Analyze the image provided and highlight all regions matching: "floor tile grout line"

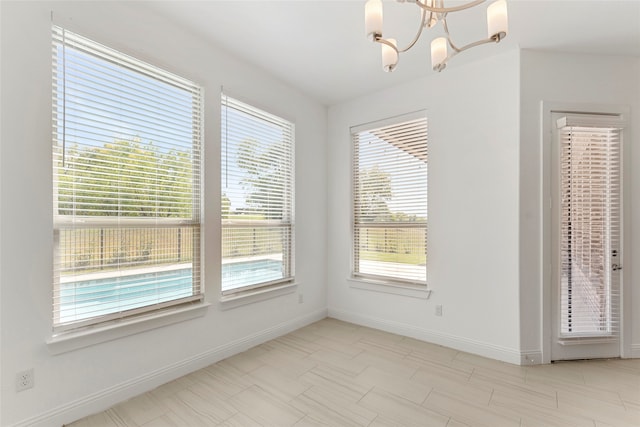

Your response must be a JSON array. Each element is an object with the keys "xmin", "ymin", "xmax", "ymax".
[
  {"xmin": 68, "ymin": 319, "xmax": 640, "ymax": 427},
  {"xmin": 488, "ymin": 388, "xmax": 495, "ymax": 407},
  {"xmin": 421, "ymin": 387, "xmax": 434, "ymax": 405}
]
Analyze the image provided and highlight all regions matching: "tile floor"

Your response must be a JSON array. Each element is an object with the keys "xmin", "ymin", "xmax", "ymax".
[{"xmin": 68, "ymin": 318, "xmax": 640, "ymax": 427}]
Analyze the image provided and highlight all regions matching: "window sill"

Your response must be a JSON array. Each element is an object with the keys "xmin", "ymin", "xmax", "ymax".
[
  {"xmin": 558, "ymin": 336, "xmax": 618, "ymax": 346},
  {"xmin": 219, "ymin": 282, "xmax": 298, "ymax": 310},
  {"xmin": 348, "ymin": 277, "xmax": 431, "ymax": 299},
  {"xmin": 47, "ymin": 302, "xmax": 211, "ymax": 355}
]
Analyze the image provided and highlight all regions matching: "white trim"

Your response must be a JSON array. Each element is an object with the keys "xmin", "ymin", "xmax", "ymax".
[
  {"xmin": 557, "ymin": 337, "xmax": 619, "ymax": 346},
  {"xmin": 15, "ymin": 309, "xmax": 327, "ymax": 427},
  {"xmin": 328, "ymin": 308, "xmax": 524, "ymax": 365},
  {"xmin": 347, "ymin": 277, "xmax": 431, "ymax": 299},
  {"xmin": 631, "ymin": 344, "xmax": 640, "ymax": 359},
  {"xmin": 519, "ymin": 351, "xmax": 543, "ymax": 366},
  {"xmin": 350, "ymin": 109, "xmax": 427, "ymax": 134},
  {"xmin": 47, "ymin": 302, "xmax": 211, "ymax": 355},
  {"xmin": 219, "ymin": 282, "xmax": 298, "ymax": 310}
]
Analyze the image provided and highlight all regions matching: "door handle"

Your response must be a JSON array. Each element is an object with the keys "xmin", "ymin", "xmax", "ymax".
[{"xmin": 612, "ymin": 264, "xmax": 623, "ymax": 271}]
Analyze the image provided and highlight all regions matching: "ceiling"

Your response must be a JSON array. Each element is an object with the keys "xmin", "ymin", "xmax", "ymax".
[{"xmin": 146, "ymin": 0, "xmax": 640, "ymax": 106}]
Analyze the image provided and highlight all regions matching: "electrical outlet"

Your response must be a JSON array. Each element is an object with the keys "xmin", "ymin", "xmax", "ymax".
[
  {"xmin": 16, "ymin": 369, "xmax": 34, "ymax": 392},
  {"xmin": 298, "ymin": 294, "xmax": 304, "ymax": 304},
  {"xmin": 435, "ymin": 305, "xmax": 443, "ymax": 316}
]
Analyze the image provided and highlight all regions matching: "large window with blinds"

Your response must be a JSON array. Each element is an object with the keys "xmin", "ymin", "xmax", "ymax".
[
  {"xmin": 221, "ymin": 95, "xmax": 295, "ymax": 295},
  {"xmin": 352, "ymin": 113, "xmax": 427, "ymax": 285},
  {"xmin": 556, "ymin": 113, "xmax": 623, "ymax": 338},
  {"xmin": 52, "ymin": 27, "xmax": 203, "ymax": 332}
]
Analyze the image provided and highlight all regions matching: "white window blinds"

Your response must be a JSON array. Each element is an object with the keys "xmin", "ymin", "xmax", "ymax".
[
  {"xmin": 221, "ymin": 94, "xmax": 295, "ymax": 294},
  {"xmin": 52, "ymin": 26, "xmax": 203, "ymax": 332},
  {"xmin": 557, "ymin": 114, "xmax": 622, "ymax": 338},
  {"xmin": 352, "ymin": 113, "xmax": 427, "ymax": 284}
]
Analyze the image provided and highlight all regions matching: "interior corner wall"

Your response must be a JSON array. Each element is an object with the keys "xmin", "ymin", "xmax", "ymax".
[
  {"xmin": 518, "ymin": 50, "xmax": 640, "ymax": 361},
  {"xmin": 0, "ymin": 2, "xmax": 327, "ymax": 426},
  {"xmin": 327, "ymin": 49, "xmax": 522, "ymax": 364}
]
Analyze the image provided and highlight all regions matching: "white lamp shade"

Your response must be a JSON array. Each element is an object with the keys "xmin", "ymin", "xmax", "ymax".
[
  {"xmin": 381, "ymin": 39, "xmax": 398, "ymax": 72},
  {"xmin": 487, "ymin": 0, "xmax": 508, "ymax": 39},
  {"xmin": 365, "ymin": 0, "xmax": 383, "ymax": 40},
  {"xmin": 431, "ymin": 37, "xmax": 447, "ymax": 69}
]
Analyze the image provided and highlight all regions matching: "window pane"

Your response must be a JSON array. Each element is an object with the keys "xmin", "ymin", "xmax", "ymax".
[
  {"xmin": 55, "ymin": 226, "xmax": 198, "ymax": 324},
  {"xmin": 52, "ymin": 27, "xmax": 202, "ymax": 331},
  {"xmin": 355, "ymin": 226, "xmax": 426, "ymax": 282},
  {"xmin": 559, "ymin": 124, "xmax": 621, "ymax": 337},
  {"xmin": 221, "ymin": 95, "xmax": 294, "ymax": 294},
  {"xmin": 352, "ymin": 115, "xmax": 427, "ymax": 284}
]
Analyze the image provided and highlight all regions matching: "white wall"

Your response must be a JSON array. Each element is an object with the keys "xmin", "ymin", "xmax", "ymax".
[
  {"xmin": 0, "ymin": 2, "xmax": 327, "ymax": 426},
  {"xmin": 327, "ymin": 50, "xmax": 522, "ymax": 364},
  {"xmin": 518, "ymin": 50, "xmax": 640, "ymax": 361},
  {"xmin": 2, "ymin": 3, "xmax": 637, "ymax": 425}
]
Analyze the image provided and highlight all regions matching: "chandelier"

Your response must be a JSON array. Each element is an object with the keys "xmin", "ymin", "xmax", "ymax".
[{"xmin": 365, "ymin": 0, "xmax": 508, "ymax": 72}]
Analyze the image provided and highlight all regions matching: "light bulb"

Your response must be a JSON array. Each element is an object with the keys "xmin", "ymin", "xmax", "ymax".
[
  {"xmin": 381, "ymin": 39, "xmax": 398, "ymax": 72},
  {"xmin": 487, "ymin": 0, "xmax": 508, "ymax": 41},
  {"xmin": 365, "ymin": 0, "xmax": 383, "ymax": 41},
  {"xmin": 431, "ymin": 37, "xmax": 447, "ymax": 71}
]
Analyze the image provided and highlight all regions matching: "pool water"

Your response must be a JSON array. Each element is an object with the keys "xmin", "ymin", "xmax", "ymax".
[
  {"xmin": 222, "ymin": 259, "xmax": 283, "ymax": 291},
  {"xmin": 60, "ymin": 259, "xmax": 283, "ymax": 323}
]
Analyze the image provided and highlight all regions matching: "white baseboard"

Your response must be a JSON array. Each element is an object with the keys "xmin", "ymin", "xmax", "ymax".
[
  {"xmin": 519, "ymin": 350, "xmax": 544, "ymax": 365},
  {"xmin": 13, "ymin": 308, "xmax": 327, "ymax": 427},
  {"xmin": 631, "ymin": 344, "xmax": 640, "ymax": 359},
  {"xmin": 329, "ymin": 308, "xmax": 529, "ymax": 365}
]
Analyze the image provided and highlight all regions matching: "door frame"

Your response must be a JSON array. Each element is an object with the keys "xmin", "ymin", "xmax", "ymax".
[{"xmin": 541, "ymin": 101, "xmax": 632, "ymax": 364}]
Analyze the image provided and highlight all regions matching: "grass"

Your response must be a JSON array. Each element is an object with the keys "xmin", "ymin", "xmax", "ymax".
[{"xmin": 359, "ymin": 250, "xmax": 426, "ymax": 265}]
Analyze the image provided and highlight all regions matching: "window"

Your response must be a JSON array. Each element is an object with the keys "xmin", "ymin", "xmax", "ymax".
[
  {"xmin": 221, "ymin": 95, "xmax": 295, "ymax": 295},
  {"xmin": 352, "ymin": 113, "xmax": 427, "ymax": 285},
  {"xmin": 52, "ymin": 27, "xmax": 203, "ymax": 333}
]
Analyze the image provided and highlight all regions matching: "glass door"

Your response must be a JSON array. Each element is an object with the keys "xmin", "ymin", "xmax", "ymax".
[{"xmin": 551, "ymin": 112, "xmax": 623, "ymax": 361}]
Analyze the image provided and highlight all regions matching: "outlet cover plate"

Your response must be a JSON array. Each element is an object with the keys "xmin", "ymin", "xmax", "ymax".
[{"xmin": 16, "ymin": 369, "xmax": 34, "ymax": 392}]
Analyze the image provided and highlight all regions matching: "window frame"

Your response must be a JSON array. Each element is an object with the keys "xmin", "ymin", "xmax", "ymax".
[
  {"xmin": 51, "ymin": 26, "xmax": 204, "ymax": 334},
  {"xmin": 351, "ymin": 111, "xmax": 428, "ymax": 287},
  {"xmin": 555, "ymin": 112, "xmax": 625, "ymax": 340},
  {"xmin": 220, "ymin": 94, "xmax": 295, "ymax": 296}
]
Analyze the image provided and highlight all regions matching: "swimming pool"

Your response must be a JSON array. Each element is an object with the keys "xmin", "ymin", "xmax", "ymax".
[
  {"xmin": 221, "ymin": 259, "xmax": 283, "ymax": 291},
  {"xmin": 60, "ymin": 259, "xmax": 283, "ymax": 323}
]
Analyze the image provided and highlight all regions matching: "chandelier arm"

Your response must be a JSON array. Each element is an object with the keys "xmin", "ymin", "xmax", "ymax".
[
  {"xmin": 453, "ymin": 36, "xmax": 500, "ymax": 54},
  {"xmin": 415, "ymin": 0, "xmax": 486, "ymax": 14},
  {"xmin": 373, "ymin": 7, "xmax": 426, "ymax": 57},
  {"xmin": 365, "ymin": 0, "xmax": 507, "ymax": 72},
  {"xmin": 441, "ymin": 15, "xmax": 462, "ymax": 53},
  {"xmin": 441, "ymin": 12, "xmax": 504, "ymax": 53},
  {"xmin": 436, "ymin": 36, "xmax": 500, "ymax": 71},
  {"xmin": 397, "ymin": 8, "xmax": 428, "ymax": 53}
]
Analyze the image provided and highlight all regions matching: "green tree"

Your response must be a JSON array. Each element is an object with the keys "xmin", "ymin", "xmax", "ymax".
[
  {"xmin": 57, "ymin": 138, "xmax": 193, "ymax": 218},
  {"xmin": 357, "ymin": 165, "xmax": 392, "ymax": 222},
  {"xmin": 236, "ymin": 138, "xmax": 289, "ymax": 220}
]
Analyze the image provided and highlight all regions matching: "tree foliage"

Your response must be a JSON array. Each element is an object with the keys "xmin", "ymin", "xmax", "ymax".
[
  {"xmin": 57, "ymin": 138, "xmax": 193, "ymax": 218},
  {"xmin": 236, "ymin": 138, "xmax": 289, "ymax": 220},
  {"xmin": 357, "ymin": 165, "xmax": 393, "ymax": 222}
]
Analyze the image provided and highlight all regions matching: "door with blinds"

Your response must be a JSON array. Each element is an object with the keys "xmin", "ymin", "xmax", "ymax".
[{"xmin": 550, "ymin": 112, "xmax": 624, "ymax": 361}]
